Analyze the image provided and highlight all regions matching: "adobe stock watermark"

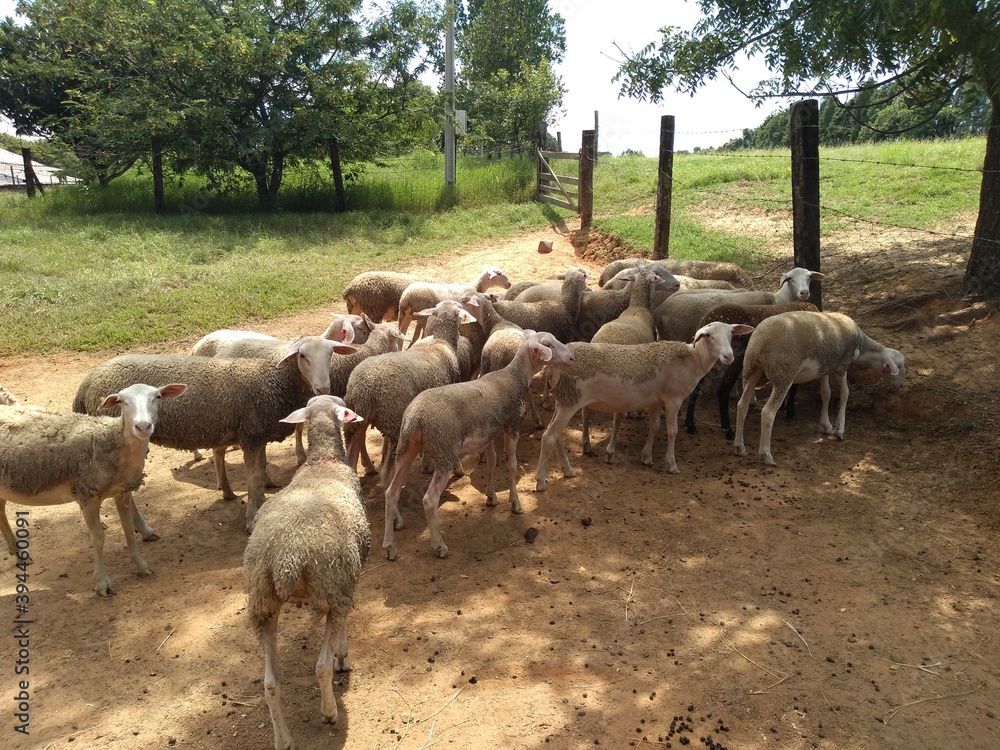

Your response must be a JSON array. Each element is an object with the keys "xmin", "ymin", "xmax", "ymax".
[{"xmin": 10, "ymin": 510, "xmax": 32, "ymax": 736}]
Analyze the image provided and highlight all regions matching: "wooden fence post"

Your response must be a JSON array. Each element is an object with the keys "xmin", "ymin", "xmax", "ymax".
[
  {"xmin": 21, "ymin": 148, "xmax": 43, "ymax": 198},
  {"xmin": 579, "ymin": 130, "xmax": 596, "ymax": 229},
  {"xmin": 152, "ymin": 136, "xmax": 165, "ymax": 214},
  {"xmin": 593, "ymin": 110, "xmax": 599, "ymax": 165},
  {"xmin": 328, "ymin": 138, "xmax": 347, "ymax": 212},
  {"xmin": 790, "ymin": 99, "xmax": 822, "ymax": 309},
  {"xmin": 653, "ymin": 115, "xmax": 675, "ymax": 260}
]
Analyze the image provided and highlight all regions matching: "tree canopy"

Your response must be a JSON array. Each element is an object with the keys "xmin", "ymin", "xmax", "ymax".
[{"xmin": 615, "ymin": 0, "xmax": 1000, "ymax": 297}]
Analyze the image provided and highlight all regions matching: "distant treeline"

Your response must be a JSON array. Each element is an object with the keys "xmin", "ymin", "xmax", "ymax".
[{"xmin": 721, "ymin": 82, "xmax": 992, "ymax": 150}]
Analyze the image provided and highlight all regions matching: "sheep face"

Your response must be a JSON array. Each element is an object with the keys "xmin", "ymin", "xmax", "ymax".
[
  {"xmin": 693, "ymin": 322, "xmax": 755, "ymax": 366},
  {"xmin": 277, "ymin": 337, "xmax": 357, "ymax": 396},
  {"xmin": 779, "ymin": 268, "xmax": 825, "ymax": 301},
  {"xmin": 98, "ymin": 382, "xmax": 187, "ymax": 440}
]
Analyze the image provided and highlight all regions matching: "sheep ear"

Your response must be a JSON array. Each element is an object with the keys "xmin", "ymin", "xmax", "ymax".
[
  {"xmin": 277, "ymin": 341, "xmax": 303, "ymax": 368},
  {"xmin": 692, "ymin": 330, "xmax": 710, "ymax": 344},
  {"xmin": 280, "ymin": 407, "xmax": 310, "ymax": 424},
  {"xmin": 732, "ymin": 324, "xmax": 754, "ymax": 336},
  {"xmin": 778, "ymin": 273, "xmax": 791, "ymax": 287},
  {"xmin": 810, "ymin": 272, "xmax": 826, "ymax": 280},
  {"xmin": 488, "ymin": 269, "xmax": 500, "ymax": 278},
  {"xmin": 337, "ymin": 324, "xmax": 356, "ymax": 344},
  {"xmin": 98, "ymin": 393, "xmax": 124, "ymax": 409},
  {"xmin": 332, "ymin": 343, "xmax": 357, "ymax": 355},
  {"xmin": 336, "ymin": 405, "xmax": 364, "ymax": 424},
  {"xmin": 487, "ymin": 292, "xmax": 500, "ymax": 302},
  {"xmin": 158, "ymin": 383, "xmax": 187, "ymax": 399},
  {"xmin": 413, "ymin": 308, "xmax": 434, "ymax": 319},
  {"xmin": 361, "ymin": 312, "xmax": 376, "ymax": 328},
  {"xmin": 882, "ymin": 362, "xmax": 898, "ymax": 375},
  {"xmin": 458, "ymin": 309, "xmax": 476, "ymax": 324},
  {"xmin": 531, "ymin": 344, "xmax": 553, "ymax": 362}
]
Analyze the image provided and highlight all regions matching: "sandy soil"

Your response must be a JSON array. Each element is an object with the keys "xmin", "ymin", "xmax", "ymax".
[{"xmin": 1, "ymin": 218, "xmax": 997, "ymax": 750}]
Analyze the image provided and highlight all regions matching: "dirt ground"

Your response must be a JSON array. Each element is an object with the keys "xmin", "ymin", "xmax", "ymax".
[{"xmin": 1, "ymin": 218, "xmax": 997, "ymax": 750}]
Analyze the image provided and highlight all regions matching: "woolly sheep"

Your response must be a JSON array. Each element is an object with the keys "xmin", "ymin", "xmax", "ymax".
[
  {"xmin": 734, "ymin": 311, "xmax": 905, "ymax": 465},
  {"xmin": 423, "ymin": 306, "xmax": 487, "ymax": 381},
  {"xmin": 492, "ymin": 268, "xmax": 589, "ymax": 343},
  {"xmin": 344, "ymin": 300, "xmax": 472, "ymax": 482},
  {"xmin": 654, "ymin": 266, "xmax": 824, "ymax": 343},
  {"xmin": 502, "ymin": 267, "xmax": 593, "ymax": 303},
  {"xmin": 191, "ymin": 329, "xmax": 277, "ymax": 357},
  {"xmin": 535, "ymin": 321, "xmax": 754, "ymax": 488},
  {"xmin": 383, "ymin": 331, "xmax": 574, "ymax": 560},
  {"xmin": 599, "ymin": 257, "xmax": 754, "ymax": 289},
  {"xmin": 685, "ymin": 301, "xmax": 819, "ymax": 439},
  {"xmin": 244, "ymin": 395, "xmax": 370, "ymax": 748},
  {"xmin": 341, "ymin": 270, "xmax": 422, "ymax": 322},
  {"xmin": 1, "ymin": 383, "xmax": 187, "ymax": 596},
  {"xmin": 397, "ymin": 266, "xmax": 512, "ymax": 342},
  {"xmin": 0, "ymin": 382, "xmax": 21, "ymax": 406},
  {"xmin": 73, "ymin": 339, "xmax": 356, "ymax": 532}
]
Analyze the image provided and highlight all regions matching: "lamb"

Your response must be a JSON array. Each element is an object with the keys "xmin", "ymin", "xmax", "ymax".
[
  {"xmin": 397, "ymin": 266, "xmax": 511, "ymax": 342},
  {"xmin": 733, "ymin": 311, "xmax": 905, "ymax": 465},
  {"xmin": 599, "ymin": 257, "xmax": 754, "ymax": 289},
  {"xmin": 1, "ymin": 383, "xmax": 187, "ymax": 595},
  {"xmin": 244, "ymin": 395, "xmax": 370, "ymax": 749},
  {"xmin": 654, "ymin": 266, "xmax": 824, "ymax": 343},
  {"xmin": 502, "ymin": 267, "xmax": 593, "ymax": 303},
  {"xmin": 344, "ymin": 300, "xmax": 472, "ymax": 483},
  {"xmin": 73, "ymin": 338, "xmax": 356, "ymax": 532},
  {"xmin": 191, "ymin": 314, "xmax": 371, "ymax": 358},
  {"xmin": 341, "ymin": 270, "xmax": 422, "ymax": 322},
  {"xmin": 383, "ymin": 331, "xmax": 574, "ymax": 560},
  {"xmin": 684, "ymin": 301, "xmax": 819, "ymax": 439},
  {"xmin": 534, "ymin": 321, "xmax": 754, "ymax": 489},
  {"xmin": 491, "ymin": 268, "xmax": 589, "ymax": 344}
]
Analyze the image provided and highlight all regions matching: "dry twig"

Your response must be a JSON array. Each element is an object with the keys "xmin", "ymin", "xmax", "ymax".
[
  {"xmin": 782, "ymin": 619, "xmax": 813, "ymax": 658},
  {"xmin": 884, "ymin": 681, "xmax": 985, "ymax": 722}
]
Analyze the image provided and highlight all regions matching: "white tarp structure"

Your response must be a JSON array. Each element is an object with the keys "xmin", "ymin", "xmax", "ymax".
[{"xmin": 0, "ymin": 146, "xmax": 81, "ymax": 187}]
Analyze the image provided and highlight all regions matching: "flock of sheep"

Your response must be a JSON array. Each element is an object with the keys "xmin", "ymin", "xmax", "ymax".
[{"xmin": 0, "ymin": 254, "xmax": 906, "ymax": 749}]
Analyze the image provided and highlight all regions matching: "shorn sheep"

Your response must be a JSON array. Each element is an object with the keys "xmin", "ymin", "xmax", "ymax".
[
  {"xmin": 1, "ymin": 383, "xmax": 187, "ymax": 595},
  {"xmin": 341, "ymin": 270, "xmax": 422, "ymax": 322},
  {"xmin": 535, "ymin": 321, "xmax": 754, "ymax": 489},
  {"xmin": 244, "ymin": 395, "xmax": 370, "ymax": 749},
  {"xmin": 734, "ymin": 311, "xmax": 906, "ymax": 465},
  {"xmin": 397, "ymin": 266, "xmax": 512, "ymax": 342},
  {"xmin": 383, "ymin": 331, "xmax": 574, "ymax": 560},
  {"xmin": 74, "ymin": 339, "xmax": 356, "ymax": 532},
  {"xmin": 599, "ymin": 257, "xmax": 754, "ymax": 289}
]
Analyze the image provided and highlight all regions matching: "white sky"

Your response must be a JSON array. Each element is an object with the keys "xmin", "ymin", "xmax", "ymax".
[{"xmin": 0, "ymin": 0, "xmax": 789, "ymax": 152}]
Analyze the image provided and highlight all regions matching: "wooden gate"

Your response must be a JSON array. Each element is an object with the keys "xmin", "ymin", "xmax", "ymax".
[{"xmin": 535, "ymin": 129, "xmax": 594, "ymax": 227}]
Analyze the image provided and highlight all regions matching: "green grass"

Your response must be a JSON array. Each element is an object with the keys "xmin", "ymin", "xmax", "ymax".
[{"xmin": 591, "ymin": 137, "xmax": 986, "ymax": 266}]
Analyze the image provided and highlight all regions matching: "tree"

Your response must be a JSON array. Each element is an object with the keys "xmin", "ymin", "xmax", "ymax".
[
  {"xmin": 615, "ymin": 1, "xmax": 1000, "ymax": 297},
  {"xmin": 456, "ymin": 0, "xmax": 566, "ymax": 153}
]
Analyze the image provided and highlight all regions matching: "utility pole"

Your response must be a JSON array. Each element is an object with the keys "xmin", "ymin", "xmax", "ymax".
[{"xmin": 444, "ymin": 0, "xmax": 456, "ymax": 187}]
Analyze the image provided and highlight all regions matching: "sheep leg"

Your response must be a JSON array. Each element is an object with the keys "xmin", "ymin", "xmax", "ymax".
[
  {"xmin": 605, "ymin": 412, "xmax": 624, "ymax": 464},
  {"xmin": 685, "ymin": 378, "xmax": 704, "ymax": 435},
  {"xmin": 716, "ymin": 370, "xmax": 741, "ymax": 440},
  {"xmin": 580, "ymin": 407, "xmax": 593, "ymax": 454},
  {"xmin": 525, "ymin": 385, "xmax": 543, "ymax": 428},
  {"xmin": 378, "ymin": 438, "xmax": 397, "ymax": 486},
  {"xmin": 243, "ymin": 444, "xmax": 268, "ymax": 534},
  {"xmin": 81, "ymin": 498, "xmax": 114, "ymax": 597},
  {"xmin": 832, "ymin": 372, "xmax": 849, "ymax": 439},
  {"xmin": 818, "ymin": 374, "xmax": 834, "ymax": 434},
  {"xmin": 734, "ymin": 367, "xmax": 765, "ymax": 457},
  {"xmin": 261, "ymin": 613, "xmax": 294, "ymax": 750},
  {"xmin": 0, "ymin": 500, "xmax": 18, "ymax": 556},
  {"xmin": 783, "ymin": 383, "xmax": 799, "ymax": 420},
  {"xmin": 504, "ymin": 431, "xmax": 523, "ymax": 514},
  {"xmin": 114, "ymin": 492, "xmax": 152, "ymax": 578},
  {"xmin": 421, "ymin": 470, "xmax": 452, "ymax": 558},
  {"xmin": 316, "ymin": 612, "xmax": 342, "ymax": 725},
  {"xmin": 128, "ymin": 496, "xmax": 159, "ymax": 541},
  {"xmin": 662, "ymin": 400, "xmax": 683, "ymax": 474},
  {"xmin": 383, "ymin": 435, "xmax": 420, "ymax": 561},
  {"xmin": 641, "ymin": 408, "xmax": 662, "ymax": 466},
  {"xmin": 535, "ymin": 405, "xmax": 576, "ymax": 491},
  {"xmin": 758, "ymin": 382, "xmax": 792, "ymax": 466},
  {"xmin": 213, "ymin": 446, "xmax": 238, "ymax": 500},
  {"xmin": 484, "ymin": 441, "xmax": 498, "ymax": 506}
]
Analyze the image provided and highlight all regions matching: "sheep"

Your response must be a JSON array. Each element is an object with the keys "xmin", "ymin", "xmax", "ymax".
[
  {"xmin": 534, "ymin": 321, "xmax": 754, "ymax": 489},
  {"xmin": 344, "ymin": 300, "xmax": 472, "ymax": 483},
  {"xmin": 654, "ymin": 266, "xmax": 824, "ymax": 343},
  {"xmin": 73, "ymin": 338, "xmax": 356, "ymax": 533},
  {"xmin": 191, "ymin": 329, "xmax": 278, "ymax": 357},
  {"xmin": 244, "ymin": 395, "xmax": 370, "ymax": 749},
  {"xmin": 1, "ymin": 383, "xmax": 187, "ymax": 595},
  {"xmin": 599, "ymin": 257, "xmax": 754, "ymax": 289},
  {"xmin": 684, "ymin": 302, "xmax": 820, "ymax": 439},
  {"xmin": 191, "ymin": 314, "xmax": 371, "ymax": 359},
  {"xmin": 383, "ymin": 331, "xmax": 574, "ymax": 560},
  {"xmin": 397, "ymin": 266, "xmax": 512, "ymax": 342},
  {"xmin": 491, "ymin": 268, "xmax": 589, "ymax": 344},
  {"xmin": 0, "ymin": 383, "xmax": 21, "ymax": 406},
  {"xmin": 501, "ymin": 267, "xmax": 592, "ymax": 303},
  {"xmin": 733, "ymin": 311, "xmax": 905, "ymax": 466},
  {"xmin": 320, "ymin": 313, "xmax": 374, "ymax": 345},
  {"xmin": 341, "ymin": 270, "xmax": 422, "ymax": 322}
]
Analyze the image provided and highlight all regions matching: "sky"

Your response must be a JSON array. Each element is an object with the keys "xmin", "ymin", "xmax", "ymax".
[{"xmin": 0, "ymin": 0, "xmax": 791, "ymax": 153}]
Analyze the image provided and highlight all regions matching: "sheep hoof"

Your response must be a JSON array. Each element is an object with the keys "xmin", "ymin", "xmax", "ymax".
[
  {"xmin": 563, "ymin": 467, "xmax": 576, "ymax": 478},
  {"xmin": 735, "ymin": 444, "xmax": 746, "ymax": 456},
  {"xmin": 642, "ymin": 456, "xmax": 653, "ymax": 467},
  {"xmin": 534, "ymin": 479, "xmax": 547, "ymax": 492},
  {"xmin": 686, "ymin": 424, "xmax": 698, "ymax": 435},
  {"xmin": 582, "ymin": 444, "xmax": 593, "ymax": 456},
  {"xmin": 322, "ymin": 714, "xmax": 338, "ymax": 725},
  {"xmin": 222, "ymin": 491, "xmax": 238, "ymax": 501},
  {"xmin": 834, "ymin": 431, "xmax": 845, "ymax": 440},
  {"xmin": 141, "ymin": 531, "xmax": 160, "ymax": 542},
  {"xmin": 762, "ymin": 454, "xmax": 776, "ymax": 466},
  {"xmin": 392, "ymin": 515, "xmax": 404, "ymax": 531},
  {"xmin": 724, "ymin": 429, "xmax": 735, "ymax": 440},
  {"xmin": 604, "ymin": 452, "xmax": 614, "ymax": 465},
  {"xmin": 383, "ymin": 544, "xmax": 397, "ymax": 561},
  {"xmin": 334, "ymin": 655, "xmax": 351, "ymax": 672},
  {"xmin": 485, "ymin": 493, "xmax": 498, "ymax": 507},
  {"xmin": 434, "ymin": 544, "xmax": 449, "ymax": 559},
  {"xmin": 137, "ymin": 566, "xmax": 153, "ymax": 578},
  {"xmin": 668, "ymin": 465, "xmax": 680, "ymax": 475},
  {"xmin": 95, "ymin": 581, "xmax": 115, "ymax": 597}
]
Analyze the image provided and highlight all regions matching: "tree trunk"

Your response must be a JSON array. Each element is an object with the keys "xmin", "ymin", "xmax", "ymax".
[
  {"xmin": 963, "ymin": 103, "xmax": 1000, "ymax": 297},
  {"xmin": 328, "ymin": 138, "xmax": 347, "ymax": 212}
]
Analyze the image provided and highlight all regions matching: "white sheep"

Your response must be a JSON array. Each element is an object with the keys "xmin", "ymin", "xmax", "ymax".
[
  {"xmin": 244, "ymin": 395, "xmax": 370, "ymax": 749},
  {"xmin": 383, "ymin": 331, "xmax": 574, "ymax": 560},
  {"xmin": 1, "ymin": 383, "xmax": 187, "ymax": 596},
  {"xmin": 654, "ymin": 266, "xmax": 824, "ymax": 343},
  {"xmin": 599, "ymin": 257, "xmax": 754, "ymax": 289},
  {"xmin": 535, "ymin": 321, "xmax": 754, "ymax": 489},
  {"xmin": 733, "ymin": 311, "xmax": 906, "ymax": 465},
  {"xmin": 74, "ymin": 338, "xmax": 356, "ymax": 533},
  {"xmin": 492, "ymin": 268, "xmax": 589, "ymax": 344},
  {"xmin": 397, "ymin": 266, "xmax": 512, "ymax": 342},
  {"xmin": 341, "ymin": 270, "xmax": 422, "ymax": 322},
  {"xmin": 502, "ymin": 266, "xmax": 594, "ymax": 303}
]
